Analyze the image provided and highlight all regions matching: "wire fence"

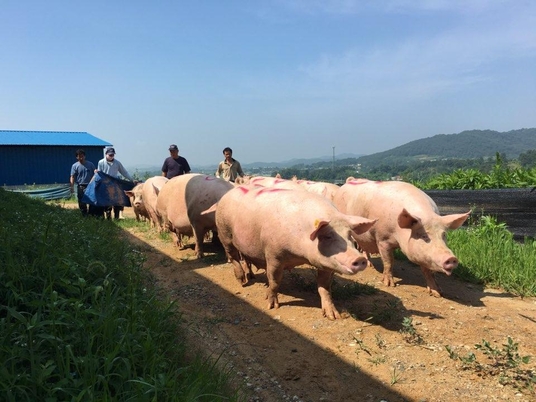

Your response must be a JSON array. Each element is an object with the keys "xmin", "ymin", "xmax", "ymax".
[{"xmin": 425, "ymin": 188, "xmax": 536, "ymax": 240}]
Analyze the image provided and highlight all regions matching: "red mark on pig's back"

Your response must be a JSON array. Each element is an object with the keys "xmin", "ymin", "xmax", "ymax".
[
  {"xmin": 256, "ymin": 188, "xmax": 290, "ymax": 197},
  {"xmin": 237, "ymin": 186, "xmax": 250, "ymax": 194}
]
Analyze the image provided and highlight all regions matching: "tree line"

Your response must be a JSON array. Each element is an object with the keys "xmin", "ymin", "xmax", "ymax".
[{"xmin": 277, "ymin": 149, "xmax": 536, "ymax": 189}]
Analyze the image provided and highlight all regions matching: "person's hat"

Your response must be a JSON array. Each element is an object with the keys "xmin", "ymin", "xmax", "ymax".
[
  {"xmin": 106, "ymin": 147, "xmax": 115, "ymax": 155},
  {"xmin": 169, "ymin": 144, "xmax": 179, "ymax": 151}
]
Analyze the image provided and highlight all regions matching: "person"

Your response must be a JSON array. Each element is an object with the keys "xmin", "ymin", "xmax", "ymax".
[
  {"xmin": 70, "ymin": 149, "xmax": 100, "ymax": 217},
  {"xmin": 97, "ymin": 147, "xmax": 137, "ymax": 220},
  {"xmin": 215, "ymin": 147, "xmax": 244, "ymax": 183},
  {"xmin": 161, "ymin": 144, "xmax": 191, "ymax": 179}
]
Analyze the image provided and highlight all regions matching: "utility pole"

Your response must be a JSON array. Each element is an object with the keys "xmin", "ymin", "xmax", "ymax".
[{"xmin": 332, "ymin": 146, "xmax": 335, "ymax": 181}]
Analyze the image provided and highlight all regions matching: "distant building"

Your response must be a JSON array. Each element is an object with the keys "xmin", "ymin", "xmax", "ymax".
[{"xmin": 0, "ymin": 130, "xmax": 112, "ymax": 186}]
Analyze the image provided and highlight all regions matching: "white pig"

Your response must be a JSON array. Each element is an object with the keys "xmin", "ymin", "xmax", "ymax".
[
  {"xmin": 333, "ymin": 178, "xmax": 470, "ymax": 297},
  {"xmin": 124, "ymin": 182, "xmax": 149, "ymax": 222},
  {"xmin": 140, "ymin": 176, "xmax": 168, "ymax": 230},
  {"xmin": 214, "ymin": 185, "xmax": 377, "ymax": 319}
]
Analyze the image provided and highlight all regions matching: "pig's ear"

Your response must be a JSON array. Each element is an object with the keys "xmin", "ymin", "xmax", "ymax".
[
  {"xmin": 398, "ymin": 209, "xmax": 421, "ymax": 229},
  {"xmin": 348, "ymin": 216, "xmax": 377, "ymax": 235},
  {"xmin": 201, "ymin": 202, "xmax": 218, "ymax": 215},
  {"xmin": 442, "ymin": 211, "xmax": 470, "ymax": 230},
  {"xmin": 124, "ymin": 190, "xmax": 133, "ymax": 197},
  {"xmin": 310, "ymin": 219, "xmax": 330, "ymax": 241},
  {"xmin": 151, "ymin": 183, "xmax": 161, "ymax": 196}
]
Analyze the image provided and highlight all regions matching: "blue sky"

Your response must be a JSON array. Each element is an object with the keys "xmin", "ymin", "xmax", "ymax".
[{"xmin": 1, "ymin": 1, "xmax": 535, "ymax": 169}]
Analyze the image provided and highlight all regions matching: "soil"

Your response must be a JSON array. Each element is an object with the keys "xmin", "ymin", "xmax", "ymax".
[{"xmin": 117, "ymin": 208, "xmax": 536, "ymax": 402}]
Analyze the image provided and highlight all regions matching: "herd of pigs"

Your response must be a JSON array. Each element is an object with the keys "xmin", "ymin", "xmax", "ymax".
[{"xmin": 125, "ymin": 175, "xmax": 470, "ymax": 320}]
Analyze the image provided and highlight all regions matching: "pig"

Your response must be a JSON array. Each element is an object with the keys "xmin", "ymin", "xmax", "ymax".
[
  {"xmin": 140, "ymin": 176, "xmax": 169, "ymax": 230},
  {"xmin": 295, "ymin": 179, "xmax": 341, "ymax": 201},
  {"xmin": 248, "ymin": 176, "xmax": 290, "ymax": 187},
  {"xmin": 156, "ymin": 173, "xmax": 233, "ymax": 258},
  {"xmin": 124, "ymin": 182, "xmax": 149, "ymax": 222},
  {"xmin": 214, "ymin": 185, "xmax": 377, "ymax": 319},
  {"xmin": 332, "ymin": 178, "xmax": 470, "ymax": 297}
]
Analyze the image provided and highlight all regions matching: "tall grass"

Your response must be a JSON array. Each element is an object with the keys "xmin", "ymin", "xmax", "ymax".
[
  {"xmin": 447, "ymin": 215, "xmax": 536, "ymax": 297},
  {"xmin": 0, "ymin": 189, "xmax": 243, "ymax": 401}
]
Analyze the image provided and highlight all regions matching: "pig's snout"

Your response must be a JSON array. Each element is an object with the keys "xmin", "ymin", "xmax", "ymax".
[
  {"xmin": 346, "ymin": 256, "xmax": 369, "ymax": 274},
  {"xmin": 442, "ymin": 257, "xmax": 459, "ymax": 275}
]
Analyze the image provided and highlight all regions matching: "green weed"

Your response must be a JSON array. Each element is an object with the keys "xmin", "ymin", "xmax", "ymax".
[{"xmin": 445, "ymin": 337, "xmax": 535, "ymax": 393}]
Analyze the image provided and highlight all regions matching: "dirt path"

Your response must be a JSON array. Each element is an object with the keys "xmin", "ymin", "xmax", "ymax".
[{"xmin": 119, "ymin": 209, "xmax": 536, "ymax": 402}]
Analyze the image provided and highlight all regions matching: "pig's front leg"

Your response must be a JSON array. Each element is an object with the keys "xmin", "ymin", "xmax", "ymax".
[
  {"xmin": 420, "ymin": 266, "xmax": 442, "ymax": 297},
  {"xmin": 265, "ymin": 266, "xmax": 283, "ymax": 309},
  {"xmin": 379, "ymin": 244, "xmax": 396, "ymax": 287},
  {"xmin": 316, "ymin": 269, "xmax": 340, "ymax": 320}
]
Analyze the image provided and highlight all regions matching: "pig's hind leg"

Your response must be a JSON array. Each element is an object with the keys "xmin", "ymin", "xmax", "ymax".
[{"xmin": 265, "ymin": 264, "xmax": 284, "ymax": 310}]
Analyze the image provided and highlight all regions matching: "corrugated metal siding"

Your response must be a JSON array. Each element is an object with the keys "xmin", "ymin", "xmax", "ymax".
[
  {"xmin": 0, "ymin": 145, "xmax": 107, "ymax": 186},
  {"xmin": 0, "ymin": 130, "xmax": 112, "ymax": 146}
]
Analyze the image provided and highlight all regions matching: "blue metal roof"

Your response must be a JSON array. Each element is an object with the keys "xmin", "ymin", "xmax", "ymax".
[{"xmin": 0, "ymin": 130, "xmax": 112, "ymax": 146}]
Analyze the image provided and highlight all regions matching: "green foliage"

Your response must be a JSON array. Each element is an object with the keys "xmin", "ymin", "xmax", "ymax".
[
  {"xmin": 519, "ymin": 149, "xmax": 536, "ymax": 168},
  {"xmin": 399, "ymin": 317, "xmax": 423, "ymax": 345},
  {"xmin": 0, "ymin": 188, "xmax": 243, "ymax": 402},
  {"xmin": 447, "ymin": 215, "xmax": 536, "ymax": 296},
  {"xmin": 446, "ymin": 337, "xmax": 535, "ymax": 392},
  {"xmin": 421, "ymin": 153, "xmax": 536, "ymax": 189}
]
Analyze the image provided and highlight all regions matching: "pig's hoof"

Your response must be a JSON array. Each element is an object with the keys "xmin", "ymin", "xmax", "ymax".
[
  {"xmin": 427, "ymin": 287, "xmax": 442, "ymax": 298},
  {"xmin": 382, "ymin": 276, "xmax": 396, "ymax": 287},
  {"xmin": 322, "ymin": 308, "xmax": 341, "ymax": 321},
  {"xmin": 266, "ymin": 295, "xmax": 279, "ymax": 309}
]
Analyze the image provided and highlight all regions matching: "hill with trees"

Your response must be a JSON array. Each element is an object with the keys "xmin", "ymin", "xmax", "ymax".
[
  {"xmin": 278, "ymin": 128, "xmax": 536, "ymax": 182},
  {"xmin": 357, "ymin": 128, "xmax": 536, "ymax": 167}
]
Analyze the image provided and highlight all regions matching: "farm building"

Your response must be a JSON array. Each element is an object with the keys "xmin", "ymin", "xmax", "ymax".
[{"xmin": 0, "ymin": 130, "xmax": 112, "ymax": 187}]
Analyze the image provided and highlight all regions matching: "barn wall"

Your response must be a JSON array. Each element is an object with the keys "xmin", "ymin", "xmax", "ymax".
[{"xmin": 0, "ymin": 145, "xmax": 106, "ymax": 186}]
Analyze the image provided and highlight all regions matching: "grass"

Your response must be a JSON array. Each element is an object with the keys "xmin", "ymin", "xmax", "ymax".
[
  {"xmin": 446, "ymin": 337, "xmax": 535, "ymax": 393},
  {"xmin": 0, "ymin": 188, "xmax": 244, "ymax": 401},
  {"xmin": 447, "ymin": 215, "xmax": 536, "ymax": 297}
]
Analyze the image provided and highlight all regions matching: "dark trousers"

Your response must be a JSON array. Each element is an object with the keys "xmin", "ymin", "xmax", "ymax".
[
  {"xmin": 77, "ymin": 185, "xmax": 103, "ymax": 218},
  {"xmin": 105, "ymin": 206, "xmax": 123, "ymax": 220}
]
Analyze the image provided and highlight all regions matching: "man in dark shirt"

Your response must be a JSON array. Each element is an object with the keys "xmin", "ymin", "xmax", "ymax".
[{"xmin": 161, "ymin": 144, "xmax": 191, "ymax": 179}]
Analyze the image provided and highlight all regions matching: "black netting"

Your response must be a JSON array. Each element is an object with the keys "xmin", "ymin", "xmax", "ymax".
[{"xmin": 425, "ymin": 188, "xmax": 536, "ymax": 240}]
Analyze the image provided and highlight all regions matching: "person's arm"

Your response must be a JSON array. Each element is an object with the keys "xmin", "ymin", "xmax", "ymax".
[
  {"xmin": 216, "ymin": 162, "xmax": 222, "ymax": 177},
  {"xmin": 117, "ymin": 162, "xmax": 134, "ymax": 181},
  {"xmin": 237, "ymin": 161, "xmax": 244, "ymax": 177},
  {"xmin": 184, "ymin": 158, "xmax": 191, "ymax": 174},
  {"xmin": 70, "ymin": 175, "xmax": 75, "ymax": 194},
  {"xmin": 161, "ymin": 159, "xmax": 168, "ymax": 177}
]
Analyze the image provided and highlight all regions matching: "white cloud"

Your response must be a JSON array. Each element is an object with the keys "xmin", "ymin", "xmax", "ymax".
[{"xmin": 298, "ymin": 4, "xmax": 536, "ymax": 100}]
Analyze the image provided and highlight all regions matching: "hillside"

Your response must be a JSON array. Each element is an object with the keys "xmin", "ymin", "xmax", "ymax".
[
  {"xmin": 357, "ymin": 128, "xmax": 536, "ymax": 166},
  {"xmin": 129, "ymin": 128, "xmax": 536, "ymax": 176}
]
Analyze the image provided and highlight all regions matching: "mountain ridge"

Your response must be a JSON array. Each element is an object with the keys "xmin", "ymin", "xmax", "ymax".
[{"xmin": 128, "ymin": 128, "xmax": 536, "ymax": 173}]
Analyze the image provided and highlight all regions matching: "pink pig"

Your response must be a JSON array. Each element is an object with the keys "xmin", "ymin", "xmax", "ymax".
[
  {"xmin": 140, "ymin": 176, "xmax": 169, "ymax": 230},
  {"xmin": 333, "ymin": 178, "xmax": 470, "ymax": 297},
  {"xmin": 214, "ymin": 185, "xmax": 377, "ymax": 319},
  {"xmin": 124, "ymin": 182, "xmax": 149, "ymax": 222}
]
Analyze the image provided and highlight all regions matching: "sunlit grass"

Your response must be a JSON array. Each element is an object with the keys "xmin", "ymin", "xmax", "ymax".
[
  {"xmin": 447, "ymin": 215, "xmax": 536, "ymax": 297},
  {"xmin": 0, "ymin": 188, "xmax": 244, "ymax": 401}
]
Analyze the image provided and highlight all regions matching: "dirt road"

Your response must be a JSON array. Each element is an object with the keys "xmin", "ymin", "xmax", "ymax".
[{"xmin": 119, "ymin": 208, "xmax": 536, "ymax": 402}]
